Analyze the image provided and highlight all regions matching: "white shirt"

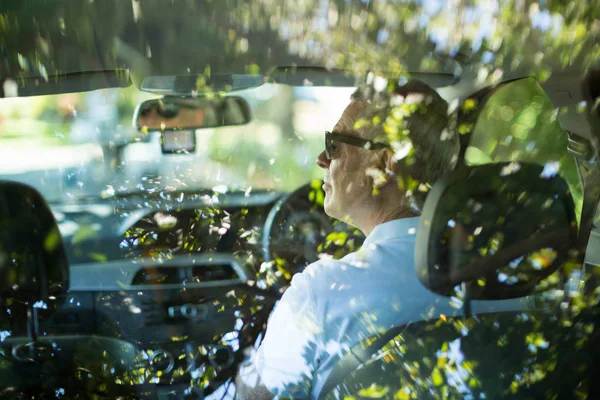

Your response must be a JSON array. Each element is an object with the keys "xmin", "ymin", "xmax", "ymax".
[{"xmin": 254, "ymin": 217, "xmax": 531, "ymax": 399}]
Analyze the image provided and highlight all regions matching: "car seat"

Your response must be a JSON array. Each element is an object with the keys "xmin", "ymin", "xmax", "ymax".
[
  {"xmin": 0, "ymin": 181, "xmax": 143, "ymax": 398},
  {"xmin": 318, "ymin": 161, "xmax": 589, "ymax": 399}
]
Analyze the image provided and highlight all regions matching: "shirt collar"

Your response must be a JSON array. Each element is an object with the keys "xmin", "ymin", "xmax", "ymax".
[{"xmin": 363, "ymin": 217, "xmax": 421, "ymax": 247}]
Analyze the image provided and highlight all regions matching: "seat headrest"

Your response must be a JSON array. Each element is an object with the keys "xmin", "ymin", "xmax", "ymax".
[
  {"xmin": 415, "ymin": 162, "xmax": 577, "ymax": 300},
  {"xmin": 0, "ymin": 181, "xmax": 69, "ymax": 302}
]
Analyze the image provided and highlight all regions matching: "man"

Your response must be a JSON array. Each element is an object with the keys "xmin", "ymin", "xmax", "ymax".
[{"xmin": 236, "ymin": 79, "xmax": 523, "ymax": 399}]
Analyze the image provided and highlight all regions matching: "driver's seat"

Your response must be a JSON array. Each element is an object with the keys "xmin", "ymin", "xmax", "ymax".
[
  {"xmin": 319, "ymin": 162, "xmax": 596, "ymax": 399},
  {"xmin": 0, "ymin": 181, "xmax": 143, "ymax": 398}
]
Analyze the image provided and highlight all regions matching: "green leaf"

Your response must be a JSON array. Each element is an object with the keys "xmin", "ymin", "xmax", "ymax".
[
  {"xmin": 462, "ymin": 98, "xmax": 477, "ymax": 111},
  {"xmin": 315, "ymin": 190, "xmax": 325, "ymax": 207},
  {"xmin": 394, "ymin": 388, "xmax": 411, "ymax": 400},
  {"xmin": 89, "ymin": 252, "xmax": 108, "ymax": 262},
  {"xmin": 244, "ymin": 63, "xmax": 260, "ymax": 75},
  {"xmin": 354, "ymin": 118, "xmax": 371, "ymax": 130},
  {"xmin": 44, "ymin": 228, "xmax": 60, "ymax": 252},
  {"xmin": 437, "ymin": 356, "xmax": 448, "ymax": 368},
  {"xmin": 431, "ymin": 367, "xmax": 444, "ymax": 386},
  {"xmin": 72, "ymin": 225, "xmax": 97, "ymax": 244},
  {"xmin": 357, "ymin": 384, "xmax": 389, "ymax": 398},
  {"xmin": 464, "ymin": 146, "xmax": 494, "ymax": 165},
  {"xmin": 457, "ymin": 123, "xmax": 474, "ymax": 135}
]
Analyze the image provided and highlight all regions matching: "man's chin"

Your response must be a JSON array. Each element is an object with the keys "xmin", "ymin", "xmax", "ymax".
[
  {"xmin": 324, "ymin": 199, "xmax": 352, "ymax": 225},
  {"xmin": 323, "ymin": 195, "xmax": 338, "ymax": 218},
  {"xmin": 323, "ymin": 198, "xmax": 334, "ymax": 218}
]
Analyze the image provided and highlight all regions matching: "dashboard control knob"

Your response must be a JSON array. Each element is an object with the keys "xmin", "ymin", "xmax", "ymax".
[{"xmin": 149, "ymin": 349, "xmax": 175, "ymax": 374}]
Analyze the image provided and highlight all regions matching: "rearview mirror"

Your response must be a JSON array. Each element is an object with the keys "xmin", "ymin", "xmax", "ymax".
[{"xmin": 133, "ymin": 96, "xmax": 252, "ymax": 132}]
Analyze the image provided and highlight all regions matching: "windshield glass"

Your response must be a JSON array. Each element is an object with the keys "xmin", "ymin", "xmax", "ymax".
[
  {"xmin": 0, "ymin": 85, "xmax": 354, "ymax": 202},
  {"xmin": 1, "ymin": 1, "xmax": 598, "ymax": 399}
]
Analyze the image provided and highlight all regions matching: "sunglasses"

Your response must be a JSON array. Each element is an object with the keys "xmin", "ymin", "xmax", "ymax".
[{"xmin": 325, "ymin": 131, "xmax": 390, "ymax": 159}]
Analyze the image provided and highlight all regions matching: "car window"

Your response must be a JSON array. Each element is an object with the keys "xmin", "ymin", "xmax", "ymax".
[
  {"xmin": 465, "ymin": 78, "xmax": 583, "ymax": 219},
  {"xmin": 0, "ymin": 1, "xmax": 598, "ymax": 399}
]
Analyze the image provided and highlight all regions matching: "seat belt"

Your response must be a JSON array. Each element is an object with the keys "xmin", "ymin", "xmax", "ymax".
[
  {"xmin": 318, "ymin": 324, "xmax": 410, "ymax": 400},
  {"xmin": 567, "ymin": 134, "xmax": 600, "ymax": 269}
]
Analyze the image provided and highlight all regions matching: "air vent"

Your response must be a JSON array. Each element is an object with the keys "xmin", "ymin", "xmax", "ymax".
[
  {"xmin": 140, "ymin": 299, "xmax": 165, "ymax": 325},
  {"xmin": 132, "ymin": 267, "xmax": 184, "ymax": 285},
  {"xmin": 189, "ymin": 264, "xmax": 238, "ymax": 283}
]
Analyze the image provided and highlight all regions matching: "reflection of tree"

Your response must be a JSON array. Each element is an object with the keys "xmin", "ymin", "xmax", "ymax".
[
  {"xmin": 254, "ymin": 0, "xmax": 599, "ymax": 82},
  {"xmin": 467, "ymin": 78, "xmax": 583, "ymax": 216},
  {"xmin": 83, "ymin": 281, "xmax": 276, "ymax": 397},
  {"xmin": 2, "ymin": 0, "xmax": 599, "ymax": 398},
  {"xmin": 3, "ymin": 0, "xmax": 598, "ymax": 83},
  {"xmin": 0, "ymin": 0, "xmax": 306, "ymax": 78},
  {"xmin": 329, "ymin": 296, "xmax": 599, "ymax": 399}
]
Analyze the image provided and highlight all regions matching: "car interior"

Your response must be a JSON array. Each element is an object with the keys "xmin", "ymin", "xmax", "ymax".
[
  {"xmin": 1, "ymin": 1, "xmax": 600, "ymax": 399},
  {"xmin": 319, "ymin": 71, "xmax": 600, "ymax": 399}
]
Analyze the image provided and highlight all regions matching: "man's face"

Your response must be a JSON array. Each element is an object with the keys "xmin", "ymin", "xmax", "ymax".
[{"xmin": 316, "ymin": 101, "xmax": 376, "ymax": 223}]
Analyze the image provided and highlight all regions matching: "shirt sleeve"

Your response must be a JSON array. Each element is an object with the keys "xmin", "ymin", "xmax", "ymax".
[{"xmin": 254, "ymin": 269, "xmax": 323, "ymax": 398}]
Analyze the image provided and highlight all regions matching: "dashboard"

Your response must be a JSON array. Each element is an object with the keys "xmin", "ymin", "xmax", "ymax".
[
  {"xmin": 43, "ymin": 185, "xmax": 364, "ymax": 396},
  {"xmin": 53, "ymin": 190, "xmax": 280, "ymax": 267}
]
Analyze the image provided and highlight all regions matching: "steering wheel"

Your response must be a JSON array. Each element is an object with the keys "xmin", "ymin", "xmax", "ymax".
[{"xmin": 262, "ymin": 181, "xmax": 365, "ymax": 290}]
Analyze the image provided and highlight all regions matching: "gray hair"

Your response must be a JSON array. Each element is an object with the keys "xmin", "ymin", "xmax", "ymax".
[{"xmin": 351, "ymin": 79, "xmax": 459, "ymax": 206}]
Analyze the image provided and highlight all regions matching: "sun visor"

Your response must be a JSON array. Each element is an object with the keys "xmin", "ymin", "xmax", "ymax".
[{"xmin": 1, "ymin": 70, "xmax": 131, "ymax": 98}]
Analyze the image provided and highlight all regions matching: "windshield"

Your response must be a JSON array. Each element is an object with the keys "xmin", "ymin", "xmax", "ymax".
[
  {"xmin": 0, "ymin": 85, "xmax": 355, "ymax": 203},
  {"xmin": 0, "ymin": 1, "xmax": 598, "ymax": 399}
]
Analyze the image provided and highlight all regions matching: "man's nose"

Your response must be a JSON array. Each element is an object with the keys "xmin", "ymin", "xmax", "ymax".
[{"xmin": 316, "ymin": 150, "xmax": 330, "ymax": 169}]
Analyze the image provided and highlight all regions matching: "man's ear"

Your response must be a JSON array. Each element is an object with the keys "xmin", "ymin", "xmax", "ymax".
[
  {"xmin": 371, "ymin": 148, "xmax": 398, "ymax": 190},
  {"xmin": 383, "ymin": 148, "xmax": 400, "ymax": 176}
]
